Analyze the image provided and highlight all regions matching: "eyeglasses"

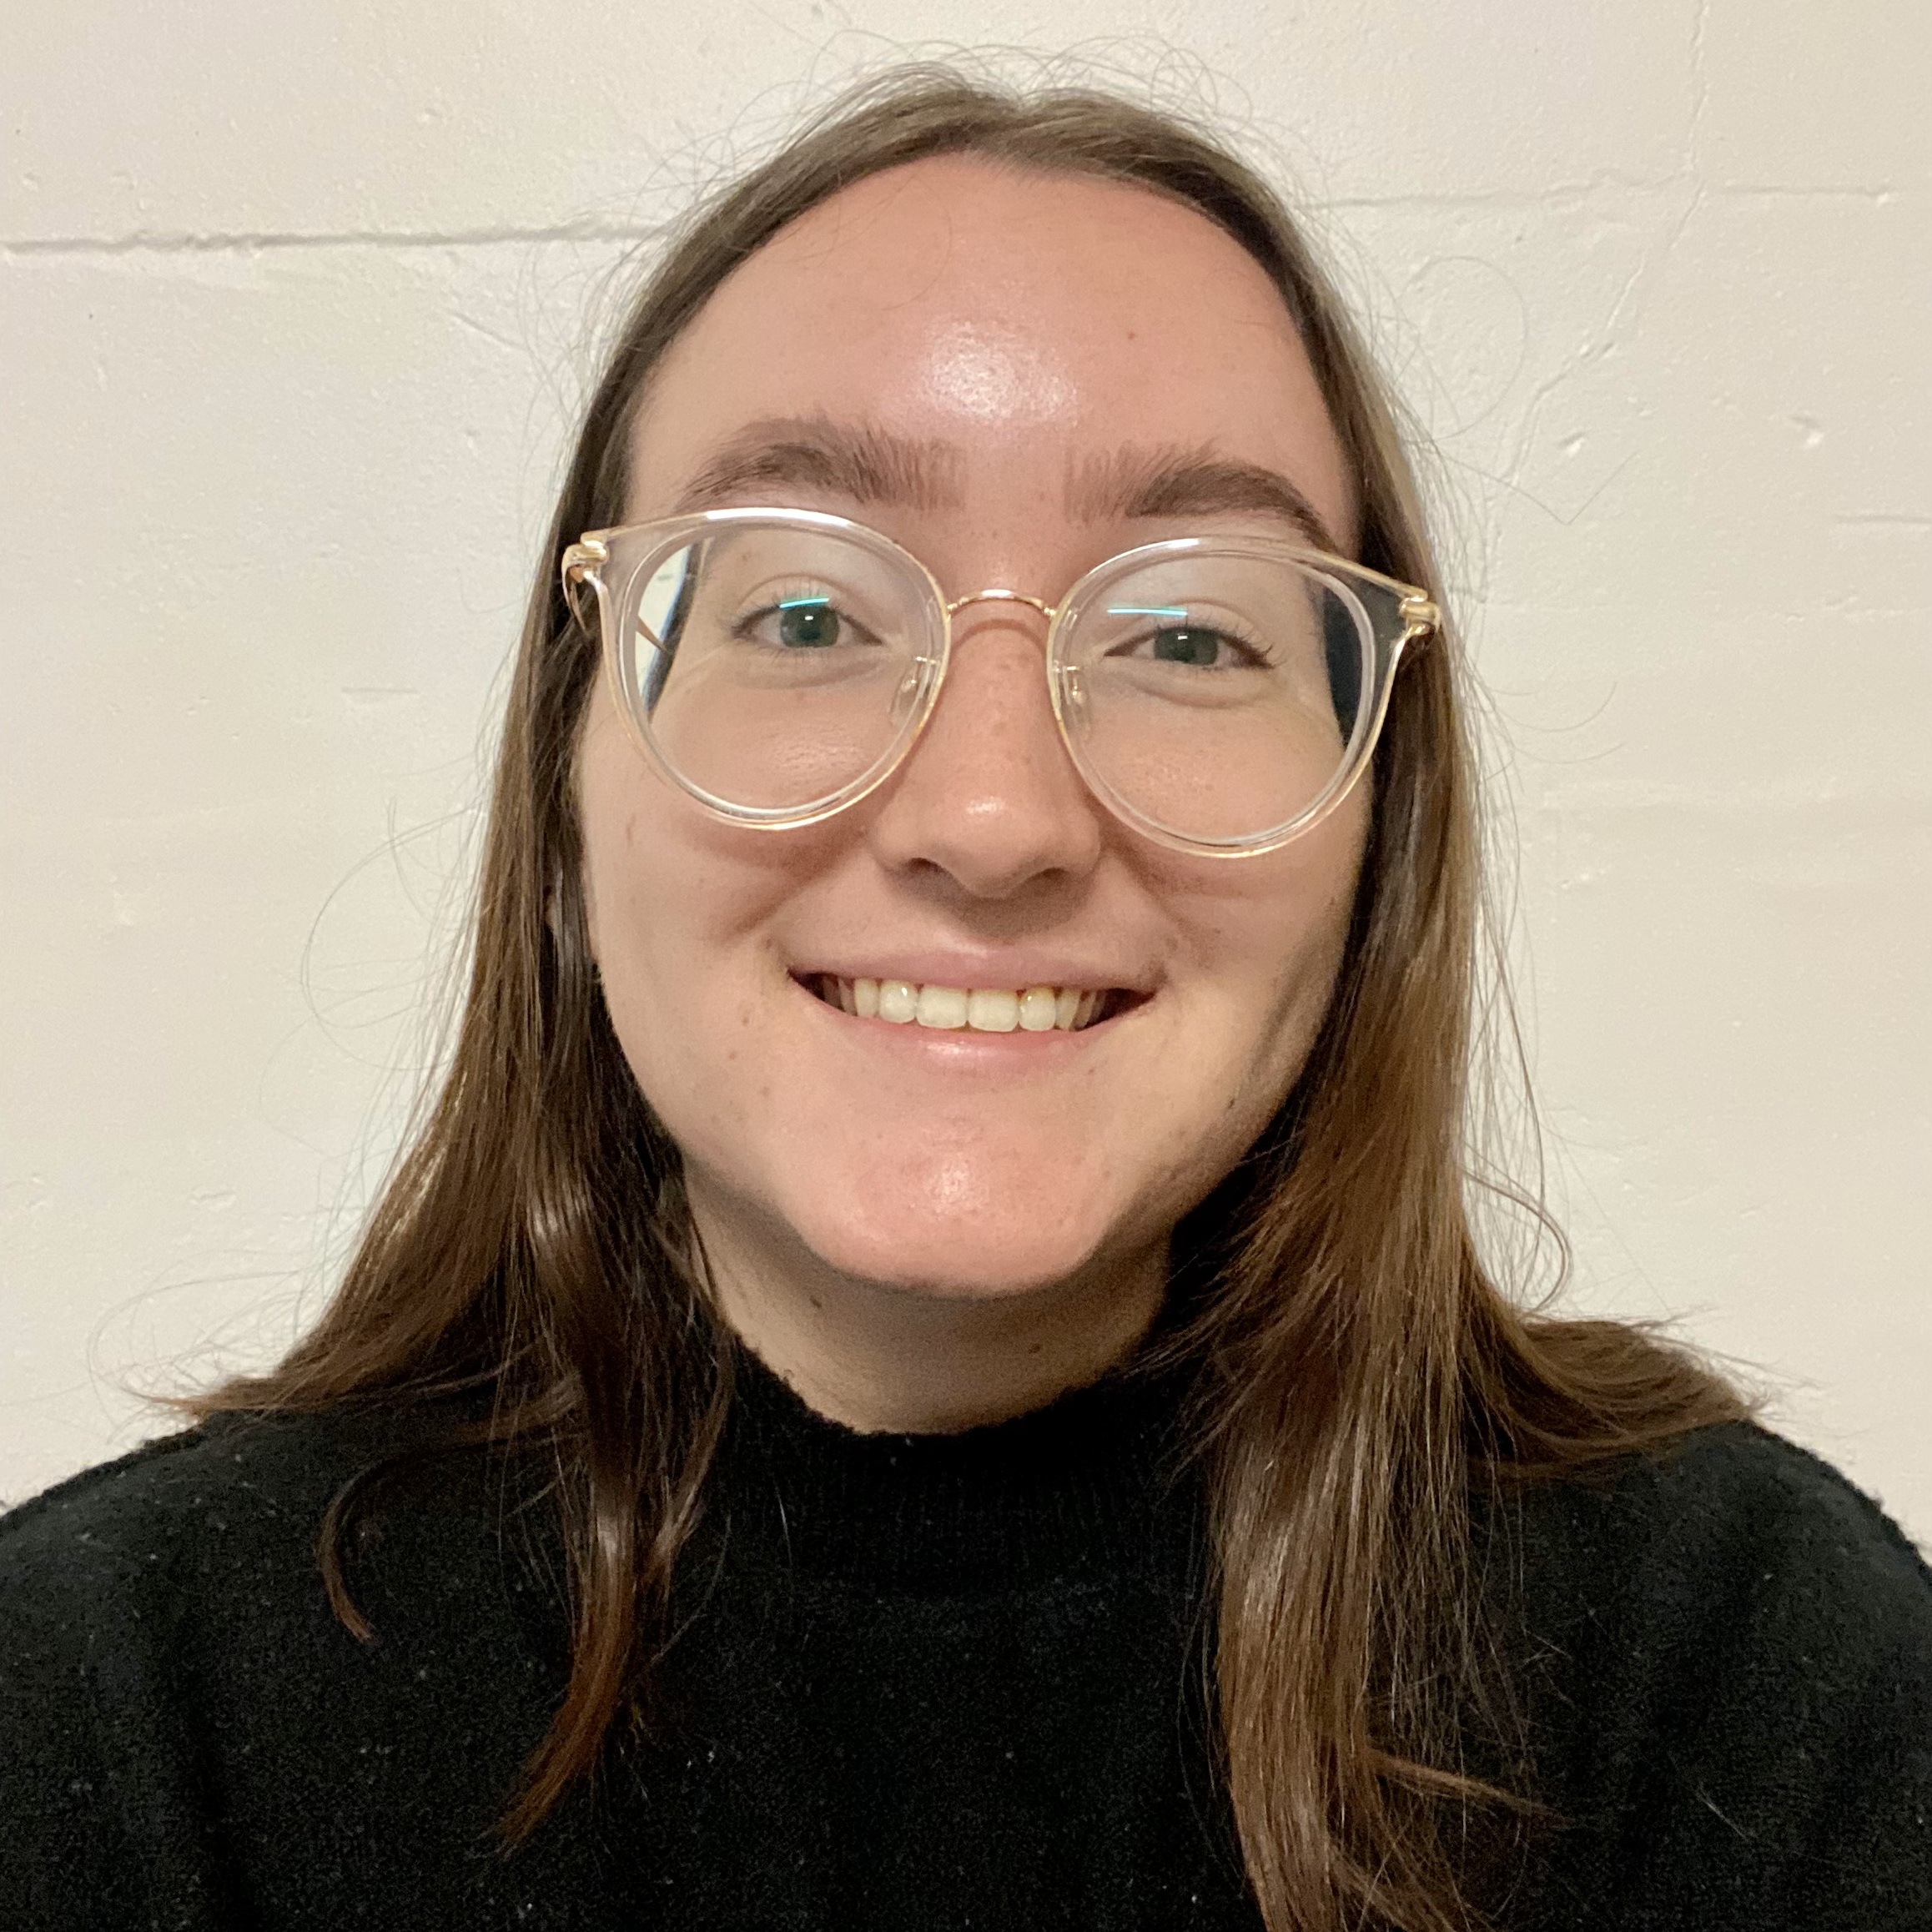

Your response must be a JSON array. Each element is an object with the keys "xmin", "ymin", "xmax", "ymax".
[{"xmin": 561, "ymin": 507, "xmax": 1438, "ymax": 858}]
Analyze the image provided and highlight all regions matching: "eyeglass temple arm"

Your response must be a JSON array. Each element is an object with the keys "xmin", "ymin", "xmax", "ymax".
[
  {"xmin": 1396, "ymin": 590, "xmax": 1440, "ymax": 653},
  {"xmin": 560, "ymin": 536, "xmax": 610, "ymax": 633}
]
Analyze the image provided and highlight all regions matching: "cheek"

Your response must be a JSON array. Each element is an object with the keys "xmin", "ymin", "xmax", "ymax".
[
  {"xmin": 1174, "ymin": 799, "xmax": 1366, "ymax": 1107},
  {"xmin": 577, "ymin": 726, "xmax": 751, "ymax": 1102},
  {"xmin": 576, "ymin": 713, "xmax": 844, "ymax": 1142}
]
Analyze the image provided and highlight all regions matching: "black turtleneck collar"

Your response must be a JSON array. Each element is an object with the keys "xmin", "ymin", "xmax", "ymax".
[{"xmin": 710, "ymin": 1344, "xmax": 1202, "ymax": 1594}]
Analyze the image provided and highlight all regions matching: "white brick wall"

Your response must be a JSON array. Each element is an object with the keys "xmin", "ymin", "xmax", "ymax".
[{"xmin": 3, "ymin": 5, "xmax": 1926, "ymax": 1538}]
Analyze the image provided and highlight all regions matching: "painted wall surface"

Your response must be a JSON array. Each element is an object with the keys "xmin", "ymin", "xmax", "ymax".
[{"xmin": 3, "ymin": 5, "xmax": 1927, "ymax": 1538}]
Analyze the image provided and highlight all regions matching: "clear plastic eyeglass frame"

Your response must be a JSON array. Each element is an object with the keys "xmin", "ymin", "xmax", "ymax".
[{"xmin": 561, "ymin": 506, "xmax": 1440, "ymax": 858}]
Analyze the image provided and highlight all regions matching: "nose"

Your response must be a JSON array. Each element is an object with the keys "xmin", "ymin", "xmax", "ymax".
[{"xmin": 865, "ymin": 606, "xmax": 1104, "ymax": 898}]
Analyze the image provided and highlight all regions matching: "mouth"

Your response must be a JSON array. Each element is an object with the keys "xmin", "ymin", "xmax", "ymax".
[{"xmin": 799, "ymin": 974, "xmax": 1143, "ymax": 1034}]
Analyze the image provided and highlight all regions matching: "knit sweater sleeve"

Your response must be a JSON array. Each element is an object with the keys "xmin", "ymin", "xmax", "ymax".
[
  {"xmin": 0, "ymin": 1435, "xmax": 225, "ymax": 1929},
  {"xmin": 1502, "ymin": 1422, "xmax": 1932, "ymax": 1932},
  {"xmin": 0, "ymin": 1411, "xmax": 582, "ymax": 1932}
]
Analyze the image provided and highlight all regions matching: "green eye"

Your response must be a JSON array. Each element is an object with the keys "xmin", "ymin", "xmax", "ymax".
[
  {"xmin": 1150, "ymin": 625, "xmax": 1225, "ymax": 667},
  {"xmin": 777, "ymin": 599, "xmax": 840, "ymax": 648}
]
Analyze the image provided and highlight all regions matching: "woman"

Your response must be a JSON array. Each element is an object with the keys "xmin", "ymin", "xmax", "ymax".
[{"xmin": 3, "ymin": 70, "xmax": 1927, "ymax": 1932}]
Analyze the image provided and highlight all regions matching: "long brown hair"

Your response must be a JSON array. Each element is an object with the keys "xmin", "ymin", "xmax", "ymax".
[{"xmin": 200, "ymin": 68, "xmax": 1742, "ymax": 1932}]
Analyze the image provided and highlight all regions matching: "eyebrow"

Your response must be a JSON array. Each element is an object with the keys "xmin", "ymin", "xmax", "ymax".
[
  {"xmin": 673, "ymin": 417, "xmax": 966, "ymax": 515},
  {"xmin": 1065, "ymin": 444, "xmax": 1343, "ymax": 553},
  {"xmin": 671, "ymin": 417, "xmax": 1343, "ymax": 553}
]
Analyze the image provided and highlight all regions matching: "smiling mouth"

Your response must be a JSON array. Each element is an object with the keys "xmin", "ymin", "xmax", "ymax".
[{"xmin": 802, "ymin": 974, "xmax": 1138, "ymax": 1034}]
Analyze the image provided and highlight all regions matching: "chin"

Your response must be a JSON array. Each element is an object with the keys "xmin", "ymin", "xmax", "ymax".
[
  {"xmin": 799, "ymin": 1215, "xmax": 1108, "ymax": 1302},
  {"xmin": 778, "ymin": 1170, "xmax": 1133, "ymax": 1302}
]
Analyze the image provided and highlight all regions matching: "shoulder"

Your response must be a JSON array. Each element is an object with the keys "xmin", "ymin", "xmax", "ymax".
[
  {"xmin": 1492, "ymin": 1424, "xmax": 1932, "ymax": 1928},
  {"xmin": 0, "ymin": 1405, "xmax": 440, "ymax": 1616},
  {"xmin": 0, "ymin": 1404, "xmax": 566, "ymax": 1923},
  {"xmin": 0, "ymin": 1404, "xmax": 474, "ymax": 1728},
  {"xmin": 0, "ymin": 1397, "xmax": 551, "ymax": 1739},
  {"xmin": 0, "ymin": 1407, "xmax": 450, "ymax": 1919},
  {"xmin": 1502, "ymin": 1420, "xmax": 1932, "ymax": 1660}
]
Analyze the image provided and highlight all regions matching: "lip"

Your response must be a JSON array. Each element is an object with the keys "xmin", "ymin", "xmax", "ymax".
[
  {"xmin": 791, "ymin": 974, "xmax": 1142, "ymax": 1054},
  {"xmin": 787, "ymin": 951, "xmax": 1158, "ymax": 997}
]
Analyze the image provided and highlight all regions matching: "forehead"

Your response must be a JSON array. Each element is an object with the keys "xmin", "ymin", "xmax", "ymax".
[{"xmin": 627, "ymin": 155, "xmax": 1353, "ymax": 546}]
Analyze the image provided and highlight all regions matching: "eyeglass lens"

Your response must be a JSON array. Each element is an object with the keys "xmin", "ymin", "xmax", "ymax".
[{"xmin": 616, "ymin": 522, "xmax": 1368, "ymax": 844}]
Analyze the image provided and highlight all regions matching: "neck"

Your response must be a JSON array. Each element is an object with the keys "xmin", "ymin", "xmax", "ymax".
[{"xmin": 688, "ymin": 1184, "xmax": 1167, "ymax": 1435}]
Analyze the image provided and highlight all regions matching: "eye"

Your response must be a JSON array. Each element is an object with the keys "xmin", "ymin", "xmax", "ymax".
[
  {"xmin": 734, "ymin": 591, "xmax": 883, "ymax": 652},
  {"xmin": 777, "ymin": 597, "xmax": 840, "ymax": 648},
  {"xmin": 1104, "ymin": 606, "xmax": 1266, "ymax": 670},
  {"xmin": 1150, "ymin": 623, "xmax": 1231, "ymax": 667}
]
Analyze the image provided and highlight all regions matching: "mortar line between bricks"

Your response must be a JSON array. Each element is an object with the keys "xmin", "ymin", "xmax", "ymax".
[
  {"xmin": 3, "ymin": 181, "xmax": 1908, "ymax": 259},
  {"xmin": 1, "ymin": 222, "xmax": 662, "ymax": 258}
]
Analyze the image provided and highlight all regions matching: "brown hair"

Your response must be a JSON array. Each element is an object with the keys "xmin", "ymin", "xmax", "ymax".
[{"xmin": 199, "ymin": 68, "xmax": 1743, "ymax": 1932}]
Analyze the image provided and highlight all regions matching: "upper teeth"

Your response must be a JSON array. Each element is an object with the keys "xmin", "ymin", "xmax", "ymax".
[{"xmin": 823, "ymin": 977, "xmax": 1104, "ymax": 1032}]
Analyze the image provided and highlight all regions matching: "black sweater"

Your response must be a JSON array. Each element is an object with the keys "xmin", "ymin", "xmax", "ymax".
[{"xmin": 2, "ymin": 1356, "xmax": 1929, "ymax": 1930}]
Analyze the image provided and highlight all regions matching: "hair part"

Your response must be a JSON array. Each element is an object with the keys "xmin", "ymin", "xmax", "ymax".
[{"xmin": 197, "ymin": 66, "xmax": 1743, "ymax": 1932}]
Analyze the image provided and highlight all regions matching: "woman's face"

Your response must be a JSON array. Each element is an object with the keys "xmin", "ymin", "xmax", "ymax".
[{"xmin": 578, "ymin": 156, "xmax": 1366, "ymax": 1310}]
